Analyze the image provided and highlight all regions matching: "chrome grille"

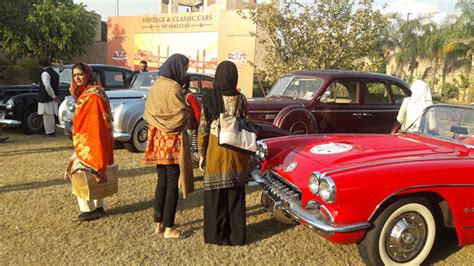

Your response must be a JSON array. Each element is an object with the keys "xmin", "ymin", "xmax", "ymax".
[{"xmin": 263, "ymin": 171, "xmax": 301, "ymax": 204}]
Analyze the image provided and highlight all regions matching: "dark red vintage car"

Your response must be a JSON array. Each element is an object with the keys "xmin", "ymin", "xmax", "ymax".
[
  {"xmin": 252, "ymin": 104, "xmax": 474, "ymax": 265},
  {"xmin": 247, "ymin": 70, "xmax": 410, "ymax": 138}
]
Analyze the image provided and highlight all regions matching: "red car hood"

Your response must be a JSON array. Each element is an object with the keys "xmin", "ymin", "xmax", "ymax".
[{"xmin": 289, "ymin": 134, "xmax": 455, "ymax": 168}]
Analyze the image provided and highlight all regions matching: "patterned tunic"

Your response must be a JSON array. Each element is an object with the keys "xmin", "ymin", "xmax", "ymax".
[{"xmin": 143, "ymin": 126, "xmax": 182, "ymax": 165}]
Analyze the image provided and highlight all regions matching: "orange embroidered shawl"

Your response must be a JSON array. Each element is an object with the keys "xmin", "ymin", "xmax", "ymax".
[{"xmin": 72, "ymin": 85, "xmax": 114, "ymax": 176}]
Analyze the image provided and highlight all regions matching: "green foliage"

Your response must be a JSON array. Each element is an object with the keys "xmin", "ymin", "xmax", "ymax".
[
  {"xmin": 1, "ymin": 0, "xmax": 97, "ymax": 62},
  {"xmin": 442, "ymin": 81, "xmax": 459, "ymax": 100},
  {"xmin": 240, "ymin": 0, "xmax": 390, "ymax": 82},
  {"xmin": 5, "ymin": 58, "xmax": 42, "ymax": 84}
]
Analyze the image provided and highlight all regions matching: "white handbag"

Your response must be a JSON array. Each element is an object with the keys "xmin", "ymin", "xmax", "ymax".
[{"xmin": 218, "ymin": 95, "xmax": 258, "ymax": 153}]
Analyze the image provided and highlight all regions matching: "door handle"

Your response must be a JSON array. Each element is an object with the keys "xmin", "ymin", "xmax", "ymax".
[
  {"xmin": 363, "ymin": 113, "xmax": 373, "ymax": 117},
  {"xmin": 352, "ymin": 113, "xmax": 363, "ymax": 117}
]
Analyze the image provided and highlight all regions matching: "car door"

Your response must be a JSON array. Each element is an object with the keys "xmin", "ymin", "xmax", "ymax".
[
  {"xmin": 315, "ymin": 79, "xmax": 365, "ymax": 133},
  {"xmin": 360, "ymin": 79, "xmax": 403, "ymax": 133}
]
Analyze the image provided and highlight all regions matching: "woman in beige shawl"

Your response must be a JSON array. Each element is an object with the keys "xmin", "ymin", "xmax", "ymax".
[{"xmin": 143, "ymin": 54, "xmax": 194, "ymax": 239}]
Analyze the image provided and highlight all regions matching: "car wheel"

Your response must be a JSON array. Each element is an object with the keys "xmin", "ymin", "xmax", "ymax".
[
  {"xmin": 275, "ymin": 108, "xmax": 318, "ymax": 134},
  {"xmin": 357, "ymin": 197, "xmax": 436, "ymax": 265},
  {"xmin": 21, "ymin": 107, "xmax": 44, "ymax": 134},
  {"xmin": 124, "ymin": 119, "xmax": 148, "ymax": 153}
]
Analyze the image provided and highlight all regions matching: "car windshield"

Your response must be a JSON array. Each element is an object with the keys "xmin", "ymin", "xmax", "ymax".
[
  {"xmin": 131, "ymin": 72, "xmax": 158, "ymax": 89},
  {"xmin": 53, "ymin": 67, "xmax": 72, "ymax": 84},
  {"xmin": 266, "ymin": 76, "xmax": 324, "ymax": 100},
  {"xmin": 405, "ymin": 105, "xmax": 474, "ymax": 146}
]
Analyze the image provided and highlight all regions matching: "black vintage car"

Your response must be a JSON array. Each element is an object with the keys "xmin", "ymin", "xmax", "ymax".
[{"xmin": 0, "ymin": 64, "xmax": 134, "ymax": 134}]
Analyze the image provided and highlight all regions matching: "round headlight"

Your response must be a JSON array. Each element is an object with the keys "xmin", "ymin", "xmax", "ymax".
[
  {"xmin": 6, "ymin": 99, "xmax": 14, "ymax": 110},
  {"xmin": 308, "ymin": 172, "xmax": 321, "ymax": 195},
  {"xmin": 66, "ymin": 99, "xmax": 75, "ymax": 111},
  {"xmin": 319, "ymin": 176, "xmax": 336, "ymax": 203},
  {"xmin": 256, "ymin": 140, "xmax": 268, "ymax": 161}
]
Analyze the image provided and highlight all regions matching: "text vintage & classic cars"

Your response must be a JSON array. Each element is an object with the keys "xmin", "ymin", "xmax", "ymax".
[
  {"xmin": 252, "ymin": 104, "xmax": 474, "ymax": 265},
  {"xmin": 247, "ymin": 70, "xmax": 410, "ymax": 138},
  {"xmin": 0, "ymin": 64, "xmax": 133, "ymax": 134},
  {"xmin": 58, "ymin": 71, "xmax": 214, "ymax": 152}
]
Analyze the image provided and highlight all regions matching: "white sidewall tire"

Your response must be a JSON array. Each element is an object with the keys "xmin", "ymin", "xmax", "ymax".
[{"xmin": 378, "ymin": 203, "xmax": 436, "ymax": 265}]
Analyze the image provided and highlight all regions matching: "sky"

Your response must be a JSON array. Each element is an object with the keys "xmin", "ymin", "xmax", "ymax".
[{"xmin": 73, "ymin": 0, "xmax": 460, "ymax": 22}]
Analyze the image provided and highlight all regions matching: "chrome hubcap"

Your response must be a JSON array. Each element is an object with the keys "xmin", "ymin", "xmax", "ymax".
[
  {"xmin": 137, "ymin": 127, "xmax": 148, "ymax": 144},
  {"xmin": 289, "ymin": 121, "xmax": 308, "ymax": 134},
  {"xmin": 385, "ymin": 212, "xmax": 427, "ymax": 262},
  {"xmin": 28, "ymin": 112, "xmax": 42, "ymax": 130}
]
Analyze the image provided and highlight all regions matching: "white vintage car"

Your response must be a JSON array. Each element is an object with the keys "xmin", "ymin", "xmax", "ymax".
[{"xmin": 58, "ymin": 71, "xmax": 214, "ymax": 152}]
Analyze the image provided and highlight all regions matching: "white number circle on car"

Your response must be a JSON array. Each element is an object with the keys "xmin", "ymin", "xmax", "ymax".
[{"xmin": 310, "ymin": 143, "xmax": 352, "ymax": 154}]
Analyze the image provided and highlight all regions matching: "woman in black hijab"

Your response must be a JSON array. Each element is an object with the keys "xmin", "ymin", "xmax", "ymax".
[{"xmin": 198, "ymin": 61, "xmax": 251, "ymax": 245}]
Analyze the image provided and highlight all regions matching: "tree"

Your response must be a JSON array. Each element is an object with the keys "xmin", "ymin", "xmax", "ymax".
[
  {"xmin": 1, "ymin": 0, "xmax": 97, "ymax": 62},
  {"xmin": 420, "ymin": 22, "xmax": 449, "ymax": 91},
  {"xmin": 240, "ymin": 0, "xmax": 390, "ymax": 82},
  {"xmin": 449, "ymin": 0, "xmax": 473, "ymax": 102},
  {"xmin": 0, "ymin": 0, "xmax": 40, "ymax": 50}
]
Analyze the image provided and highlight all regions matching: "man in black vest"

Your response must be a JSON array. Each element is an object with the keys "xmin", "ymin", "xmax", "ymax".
[{"xmin": 38, "ymin": 59, "xmax": 60, "ymax": 136}]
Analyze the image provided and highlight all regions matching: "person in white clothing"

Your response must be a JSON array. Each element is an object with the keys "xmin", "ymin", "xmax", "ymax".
[
  {"xmin": 38, "ymin": 59, "xmax": 60, "ymax": 136},
  {"xmin": 397, "ymin": 80, "xmax": 433, "ymax": 131}
]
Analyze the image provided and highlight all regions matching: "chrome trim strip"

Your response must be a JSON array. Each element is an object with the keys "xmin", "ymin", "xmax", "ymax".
[
  {"xmin": 248, "ymin": 110, "xmax": 281, "ymax": 114},
  {"xmin": 289, "ymin": 200, "xmax": 370, "ymax": 233},
  {"xmin": 113, "ymin": 132, "xmax": 131, "ymax": 141},
  {"xmin": 311, "ymin": 109, "xmax": 398, "ymax": 113},
  {"xmin": 271, "ymin": 170, "xmax": 302, "ymax": 194},
  {"xmin": 324, "ymin": 157, "xmax": 474, "ymax": 176},
  {"xmin": 0, "ymin": 119, "xmax": 21, "ymax": 126},
  {"xmin": 261, "ymin": 171, "xmax": 369, "ymax": 233},
  {"xmin": 368, "ymin": 184, "xmax": 474, "ymax": 221}
]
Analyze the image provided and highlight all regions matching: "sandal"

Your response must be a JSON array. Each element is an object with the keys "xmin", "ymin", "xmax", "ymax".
[{"xmin": 164, "ymin": 229, "xmax": 185, "ymax": 239}]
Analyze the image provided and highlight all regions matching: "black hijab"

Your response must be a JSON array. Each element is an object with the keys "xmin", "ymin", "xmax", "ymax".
[
  {"xmin": 159, "ymin": 53, "xmax": 189, "ymax": 85},
  {"xmin": 203, "ymin": 61, "xmax": 240, "ymax": 122}
]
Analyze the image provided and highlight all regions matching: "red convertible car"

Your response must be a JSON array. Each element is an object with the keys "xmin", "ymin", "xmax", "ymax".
[{"xmin": 252, "ymin": 104, "xmax": 474, "ymax": 265}]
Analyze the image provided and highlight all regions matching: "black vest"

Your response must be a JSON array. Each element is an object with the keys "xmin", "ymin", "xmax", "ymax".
[{"xmin": 38, "ymin": 67, "xmax": 60, "ymax": 103}]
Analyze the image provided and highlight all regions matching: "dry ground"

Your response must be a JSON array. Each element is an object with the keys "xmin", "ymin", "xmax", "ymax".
[{"xmin": 1, "ymin": 129, "xmax": 473, "ymax": 264}]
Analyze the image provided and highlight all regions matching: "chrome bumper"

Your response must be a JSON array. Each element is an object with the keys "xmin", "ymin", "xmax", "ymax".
[
  {"xmin": 113, "ymin": 132, "xmax": 131, "ymax": 142},
  {"xmin": 56, "ymin": 123, "xmax": 65, "ymax": 130},
  {"xmin": 0, "ymin": 119, "xmax": 21, "ymax": 127},
  {"xmin": 256, "ymin": 170, "xmax": 370, "ymax": 234}
]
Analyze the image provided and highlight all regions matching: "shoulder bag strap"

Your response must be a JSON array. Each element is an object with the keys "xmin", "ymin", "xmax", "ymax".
[{"xmin": 234, "ymin": 94, "xmax": 241, "ymax": 117}]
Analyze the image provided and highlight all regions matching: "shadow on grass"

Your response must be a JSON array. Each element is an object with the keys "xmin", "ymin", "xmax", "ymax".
[
  {"xmin": 0, "ymin": 145, "xmax": 73, "ymax": 157},
  {"xmin": 424, "ymin": 227, "xmax": 462, "ymax": 264},
  {"xmin": 0, "ymin": 166, "xmax": 156, "ymax": 194},
  {"xmin": 107, "ymin": 199, "xmax": 155, "ymax": 216},
  {"xmin": 0, "ymin": 179, "xmax": 66, "ymax": 193},
  {"xmin": 119, "ymin": 166, "xmax": 156, "ymax": 179}
]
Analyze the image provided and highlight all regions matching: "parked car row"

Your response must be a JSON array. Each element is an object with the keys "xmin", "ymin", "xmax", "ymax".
[
  {"xmin": 0, "ymin": 64, "xmax": 134, "ymax": 134},
  {"xmin": 4, "ymin": 64, "xmax": 474, "ymax": 264},
  {"xmin": 251, "ymin": 104, "xmax": 474, "ymax": 265}
]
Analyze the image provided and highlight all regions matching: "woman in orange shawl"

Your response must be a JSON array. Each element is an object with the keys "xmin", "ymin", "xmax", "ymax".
[{"xmin": 65, "ymin": 63, "xmax": 114, "ymax": 221}]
